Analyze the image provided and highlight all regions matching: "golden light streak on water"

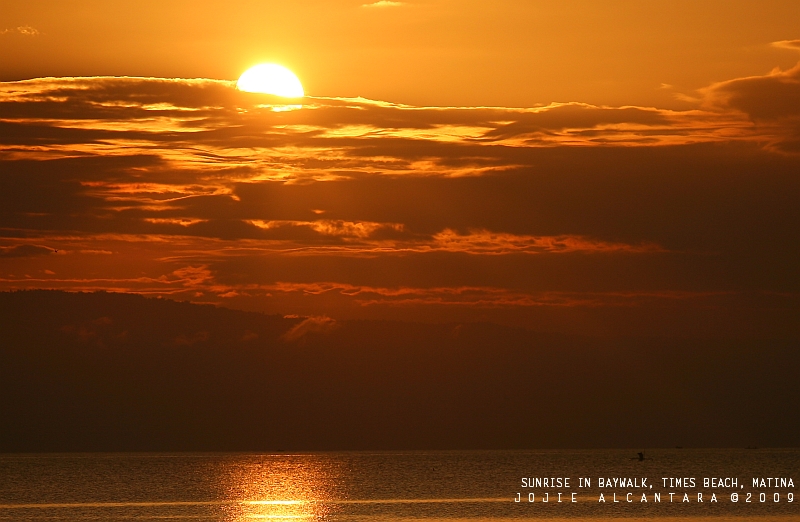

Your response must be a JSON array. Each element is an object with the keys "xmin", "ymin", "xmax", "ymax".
[{"xmin": 218, "ymin": 455, "xmax": 341, "ymax": 521}]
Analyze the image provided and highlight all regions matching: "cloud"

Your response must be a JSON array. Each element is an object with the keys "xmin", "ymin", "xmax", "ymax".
[
  {"xmin": 145, "ymin": 218, "xmax": 208, "ymax": 227},
  {"xmin": 261, "ymin": 281, "xmax": 740, "ymax": 309},
  {"xmin": 702, "ymin": 61, "xmax": 800, "ymax": 152},
  {"xmin": 0, "ymin": 71, "xmax": 798, "ymax": 334},
  {"xmin": 0, "ymin": 76, "xmax": 736, "ymax": 154},
  {"xmin": 171, "ymin": 266, "xmax": 215, "ymax": 288},
  {"xmin": 281, "ymin": 315, "xmax": 337, "ymax": 342},
  {"xmin": 0, "ymin": 26, "xmax": 39, "ymax": 36},
  {"xmin": 246, "ymin": 219, "xmax": 405, "ymax": 240},
  {"xmin": 429, "ymin": 230, "xmax": 664, "ymax": 255},
  {"xmin": 703, "ymin": 62, "xmax": 800, "ymax": 120},
  {"xmin": 772, "ymin": 40, "xmax": 800, "ymax": 53},
  {"xmin": 362, "ymin": 1, "xmax": 403, "ymax": 7},
  {"xmin": 479, "ymin": 103, "xmax": 671, "ymax": 141},
  {"xmin": 0, "ymin": 244, "xmax": 53, "ymax": 258}
]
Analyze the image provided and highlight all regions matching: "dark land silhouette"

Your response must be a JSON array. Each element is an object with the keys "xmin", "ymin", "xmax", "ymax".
[{"xmin": 1, "ymin": 290, "xmax": 797, "ymax": 452}]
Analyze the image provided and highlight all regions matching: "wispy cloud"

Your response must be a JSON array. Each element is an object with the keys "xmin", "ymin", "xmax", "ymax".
[
  {"xmin": 251, "ymin": 282, "xmax": 740, "ymax": 309},
  {"xmin": 281, "ymin": 315, "xmax": 337, "ymax": 342},
  {"xmin": 771, "ymin": 39, "xmax": 800, "ymax": 52},
  {"xmin": 0, "ymin": 25, "xmax": 40, "ymax": 36},
  {"xmin": 362, "ymin": 0, "xmax": 404, "ymax": 7},
  {"xmin": 429, "ymin": 230, "xmax": 664, "ymax": 255}
]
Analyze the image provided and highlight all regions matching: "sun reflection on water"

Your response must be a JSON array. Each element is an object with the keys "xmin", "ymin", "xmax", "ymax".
[{"xmin": 218, "ymin": 454, "xmax": 341, "ymax": 521}]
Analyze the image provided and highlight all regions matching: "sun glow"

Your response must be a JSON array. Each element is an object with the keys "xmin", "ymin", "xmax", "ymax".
[{"xmin": 237, "ymin": 64, "xmax": 305, "ymax": 97}]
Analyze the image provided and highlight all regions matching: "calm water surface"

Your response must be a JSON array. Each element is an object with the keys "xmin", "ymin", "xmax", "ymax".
[{"xmin": 0, "ymin": 449, "xmax": 797, "ymax": 521}]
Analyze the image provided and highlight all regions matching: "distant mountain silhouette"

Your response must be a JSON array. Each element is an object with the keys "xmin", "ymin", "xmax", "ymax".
[{"xmin": 1, "ymin": 290, "xmax": 798, "ymax": 451}]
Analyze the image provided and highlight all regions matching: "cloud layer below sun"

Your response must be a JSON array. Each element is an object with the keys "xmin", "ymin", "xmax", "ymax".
[{"xmin": 0, "ymin": 64, "xmax": 798, "ymax": 336}]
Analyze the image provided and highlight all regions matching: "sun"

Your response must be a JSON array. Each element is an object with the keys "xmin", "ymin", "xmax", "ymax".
[{"xmin": 236, "ymin": 64, "xmax": 304, "ymax": 98}]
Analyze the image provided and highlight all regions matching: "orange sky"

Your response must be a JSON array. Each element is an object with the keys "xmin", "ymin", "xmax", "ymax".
[
  {"xmin": 1, "ymin": 1, "xmax": 799, "ymax": 337},
  {"xmin": 3, "ymin": 0, "xmax": 800, "ymax": 107}
]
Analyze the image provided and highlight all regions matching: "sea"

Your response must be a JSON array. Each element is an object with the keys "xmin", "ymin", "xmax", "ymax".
[{"xmin": 0, "ymin": 449, "xmax": 797, "ymax": 521}]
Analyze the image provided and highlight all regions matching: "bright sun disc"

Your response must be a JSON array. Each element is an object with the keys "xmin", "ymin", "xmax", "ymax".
[{"xmin": 237, "ymin": 64, "xmax": 304, "ymax": 97}]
